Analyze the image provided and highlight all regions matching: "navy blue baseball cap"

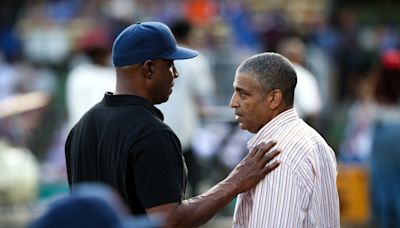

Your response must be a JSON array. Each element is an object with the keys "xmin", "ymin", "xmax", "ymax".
[
  {"xmin": 112, "ymin": 22, "xmax": 198, "ymax": 67},
  {"xmin": 29, "ymin": 183, "xmax": 162, "ymax": 228}
]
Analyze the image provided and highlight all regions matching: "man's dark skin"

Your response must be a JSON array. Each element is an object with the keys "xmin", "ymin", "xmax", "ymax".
[{"xmin": 115, "ymin": 59, "xmax": 281, "ymax": 228}]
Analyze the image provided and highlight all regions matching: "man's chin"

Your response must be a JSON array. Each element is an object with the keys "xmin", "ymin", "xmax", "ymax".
[
  {"xmin": 238, "ymin": 123, "xmax": 247, "ymax": 131},
  {"xmin": 239, "ymin": 123, "xmax": 257, "ymax": 133},
  {"xmin": 155, "ymin": 96, "xmax": 170, "ymax": 105}
]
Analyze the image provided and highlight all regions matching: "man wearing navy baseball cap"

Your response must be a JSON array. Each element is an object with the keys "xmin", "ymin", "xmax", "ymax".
[{"xmin": 65, "ymin": 22, "xmax": 281, "ymax": 227}]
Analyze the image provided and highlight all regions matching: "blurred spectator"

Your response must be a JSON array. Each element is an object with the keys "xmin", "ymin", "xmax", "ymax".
[
  {"xmin": 65, "ymin": 26, "xmax": 115, "ymax": 129},
  {"xmin": 331, "ymin": 9, "xmax": 366, "ymax": 103},
  {"xmin": 20, "ymin": 19, "xmax": 70, "ymax": 65},
  {"xmin": 339, "ymin": 55, "xmax": 375, "ymax": 163},
  {"xmin": 157, "ymin": 19, "xmax": 216, "ymax": 197},
  {"xmin": 308, "ymin": 20, "xmax": 340, "ymax": 122},
  {"xmin": 30, "ymin": 182, "xmax": 161, "ymax": 228},
  {"xmin": 277, "ymin": 36, "xmax": 323, "ymax": 128},
  {"xmin": 369, "ymin": 48, "xmax": 400, "ymax": 228},
  {"xmin": 0, "ymin": 140, "xmax": 40, "ymax": 205}
]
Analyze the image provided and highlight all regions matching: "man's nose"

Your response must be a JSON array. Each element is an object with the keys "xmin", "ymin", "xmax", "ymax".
[{"xmin": 229, "ymin": 94, "xmax": 238, "ymax": 108}]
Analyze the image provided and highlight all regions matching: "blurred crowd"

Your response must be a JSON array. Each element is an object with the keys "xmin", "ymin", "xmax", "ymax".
[{"xmin": 1, "ymin": 0, "xmax": 400, "ymax": 227}]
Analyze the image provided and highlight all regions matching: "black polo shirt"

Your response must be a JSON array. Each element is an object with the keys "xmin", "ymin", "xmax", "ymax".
[{"xmin": 65, "ymin": 92, "xmax": 187, "ymax": 215}]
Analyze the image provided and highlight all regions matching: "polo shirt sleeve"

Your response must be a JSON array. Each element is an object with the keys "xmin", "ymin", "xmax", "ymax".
[{"xmin": 131, "ymin": 131, "xmax": 186, "ymax": 209}]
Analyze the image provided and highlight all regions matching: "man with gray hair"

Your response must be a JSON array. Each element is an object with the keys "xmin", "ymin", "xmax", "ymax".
[{"xmin": 230, "ymin": 52, "xmax": 339, "ymax": 227}]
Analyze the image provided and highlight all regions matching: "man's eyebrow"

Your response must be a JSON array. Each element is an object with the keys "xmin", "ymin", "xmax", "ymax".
[
  {"xmin": 233, "ymin": 84, "xmax": 241, "ymax": 91},
  {"xmin": 234, "ymin": 86, "xmax": 248, "ymax": 94}
]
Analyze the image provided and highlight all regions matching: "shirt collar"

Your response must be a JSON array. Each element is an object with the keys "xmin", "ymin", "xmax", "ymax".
[
  {"xmin": 102, "ymin": 92, "xmax": 164, "ymax": 120},
  {"xmin": 247, "ymin": 108, "xmax": 299, "ymax": 149}
]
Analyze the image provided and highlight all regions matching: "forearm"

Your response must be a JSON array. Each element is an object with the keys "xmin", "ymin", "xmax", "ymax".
[{"xmin": 166, "ymin": 179, "xmax": 238, "ymax": 228}]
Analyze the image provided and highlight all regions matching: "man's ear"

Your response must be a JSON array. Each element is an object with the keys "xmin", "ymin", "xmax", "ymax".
[
  {"xmin": 141, "ymin": 60, "xmax": 155, "ymax": 79},
  {"xmin": 267, "ymin": 89, "xmax": 283, "ymax": 110}
]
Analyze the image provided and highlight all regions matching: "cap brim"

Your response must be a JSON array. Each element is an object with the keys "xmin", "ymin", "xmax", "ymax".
[{"xmin": 163, "ymin": 46, "xmax": 198, "ymax": 60}]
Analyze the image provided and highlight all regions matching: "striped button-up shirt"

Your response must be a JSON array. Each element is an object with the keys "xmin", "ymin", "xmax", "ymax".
[{"xmin": 233, "ymin": 108, "xmax": 340, "ymax": 228}]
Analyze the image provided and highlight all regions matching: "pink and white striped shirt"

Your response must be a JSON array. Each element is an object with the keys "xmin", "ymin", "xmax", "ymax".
[{"xmin": 233, "ymin": 108, "xmax": 340, "ymax": 228}]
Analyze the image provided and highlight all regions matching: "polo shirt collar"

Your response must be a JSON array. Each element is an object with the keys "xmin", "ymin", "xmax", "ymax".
[
  {"xmin": 102, "ymin": 92, "xmax": 164, "ymax": 120},
  {"xmin": 247, "ymin": 108, "xmax": 299, "ymax": 149}
]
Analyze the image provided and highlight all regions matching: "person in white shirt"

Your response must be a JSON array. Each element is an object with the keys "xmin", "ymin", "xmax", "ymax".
[
  {"xmin": 277, "ymin": 37, "xmax": 322, "ymax": 128},
  {"xmin": 230, "ymin": 52, "xmax": 340, "ymax": 228},
  {"xmin": 157, "ymin": 19, "xmax": 216, "ymax": 196},
  {"xmin": 65, "ymin": 27, "xmax": 115, "ymax": 129}
]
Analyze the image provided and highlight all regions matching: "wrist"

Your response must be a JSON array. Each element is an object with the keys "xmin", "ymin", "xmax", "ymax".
[{"xmin": 221, "ymin": 177, "xmax": 241, "ymax": 196}]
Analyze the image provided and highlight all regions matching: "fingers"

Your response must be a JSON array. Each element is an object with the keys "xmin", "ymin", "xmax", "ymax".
[
  {"xmin": 263, "ymin": 160, "xmax": 281, "ymax": 174},
  {"xmin": 251, "ymin": 141, "xmax": 277, "ymax": 160},
  {"xmin": 261, "ymin": 149, "xmax": 281, "ymax": 165},
  {"xmin": 260, "ymin": 149, "xmax": 281, "ymax": 176},
  {"xmin": 228, "ymin": 141, "xmax": 281, "ymax": 194}
]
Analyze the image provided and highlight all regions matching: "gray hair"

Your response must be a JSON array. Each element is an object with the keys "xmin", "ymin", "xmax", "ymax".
[{"xmin": 236, "ymin": 52, "xmax": 297, "ymax": 105}]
